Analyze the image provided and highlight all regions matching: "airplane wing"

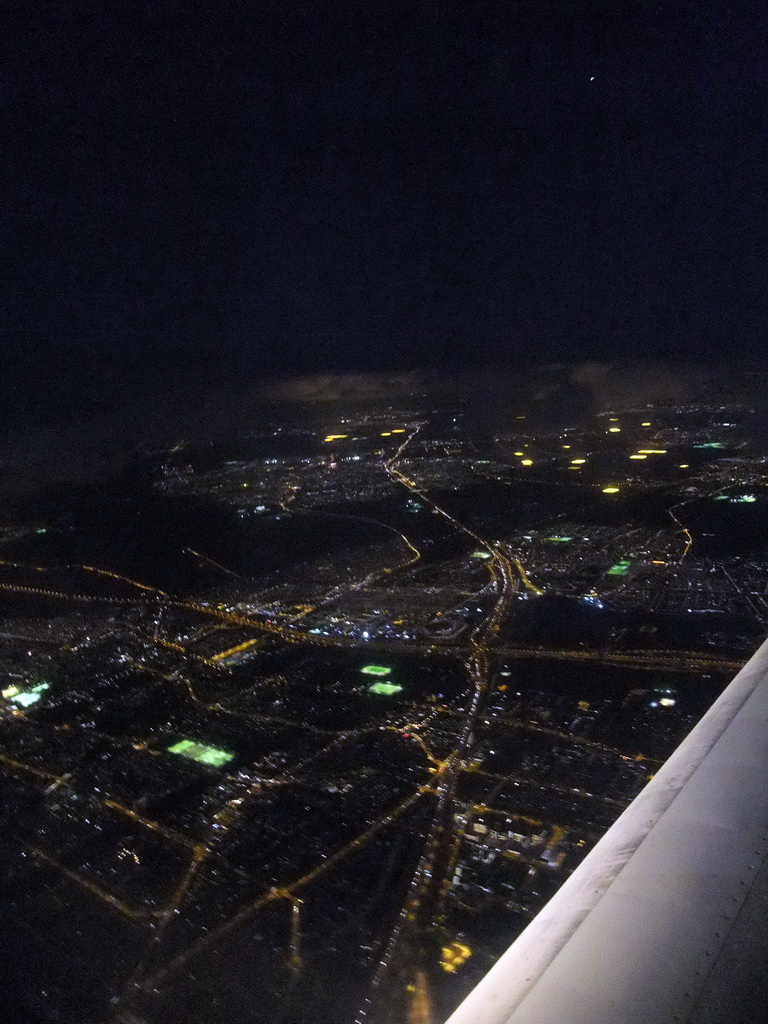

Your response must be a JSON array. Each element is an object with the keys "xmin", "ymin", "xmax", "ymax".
[{"xmin": 446, "ymin": 635, "xmax": 768, "ymax": 1024}]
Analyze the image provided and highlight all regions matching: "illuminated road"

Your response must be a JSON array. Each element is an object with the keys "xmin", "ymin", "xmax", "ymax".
[
  {"xmin": 0, "ymin": 422, "xmax": 749, "ymax": 1024},
  {"xmin": 130, "ymin": 789, "xmax": 426, "ymax": 998},
  {"xmin": 0, "ymin": 577, "xmax": 743, "ymax": 673},
  {"xmin": 355, "ymin": 431, "xmax": 523, "ymax": 1023},
  {"xmin": 278, "ymin": 490, "xmax": 423, "ymax": 599}
]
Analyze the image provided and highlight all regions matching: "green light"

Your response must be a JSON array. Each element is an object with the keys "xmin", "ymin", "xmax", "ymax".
[
  {"xmin": 694, "ymin": 442, "xmax": 725, "ymax": 449},
  {"xmin": 607, "ymin": 560, "xmax": 632, "ymax": 576},
  {"xmin": 168, "ymin": 740, "xmax": 233, "ymax": 767},
  {"xmin": 3, "ymin": 681, "xmax": 49, "ymax": 707},
  {"xmin": 547, "ymin": 536, "xmax": 573, "ymax": 543},
  {"xmin": 368, "ymin": 681, "xmax": 404, "ymax": 696},
  {"xmin": 10, "ymin": 692, "xmax": 41, "ymax": 707},
  {"xmin": 471, "ymin": 551, "xmax": 492, "ymax": 559},
  {"xmin": 360, "ymin": 665, "xmax": 392, "ymax": 677}
]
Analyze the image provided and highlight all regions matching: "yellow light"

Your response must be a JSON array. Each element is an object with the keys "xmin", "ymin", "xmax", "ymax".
[
  {"xmin": 514, "ymin": 452, "xmax": 525, "ymax": 456},
  {"xmin": 629, "ymin": 454, "xmax": 647, "ymax": 460},
  {"xmin": 568, "ymin": 465, "xmax": 581, "ymax": 470},
  {"xmin": 392, "ymin": 428, "xmax": 405, "ymax": 433},
  {"xmin": 642, "ymin": 421, "xmax": 651, "ymax": 426},
  {"xmin": 608, "ymin": 427, "xmax": 621, "ymax": 433},
  {"xmin": 602, "ymin": 486, "xmax": 620, "ymax": 493},
  {"xmin": 609, "ymin": 417, "xmax": 619, "ymax": 421},
  {"xmin": 324, "ymin": 434, "xmax": 349, "ymax": 442},
  {"xmin": 381, "ymin": 432, "xmax": 392, "ymax": 436},
  {"xmin": 440, "ymin": 941, "xmax": 472, "ymax": 972},
  {"xmin": 571, "ymin": 458, "xmax": 586, "ymax": 464},
  {"xmin": 679, "ymin": 463, "xmax": 689, "ymax": 468},
  {"xmin": 521, "ymin": 459, "xmax": 533, "ymax": 466},
  {"xmin": 638, "ymin": 449, "xmax": 667, "ymax": 454},
  {"xmin": 562, "ymin": 445, "xmax": 571, "ymax": 449}
]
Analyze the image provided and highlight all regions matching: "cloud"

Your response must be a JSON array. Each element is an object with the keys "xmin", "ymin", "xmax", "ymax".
[{"xmin": 0, "ymin": 362, "xmax": 749, "ymax": 497}]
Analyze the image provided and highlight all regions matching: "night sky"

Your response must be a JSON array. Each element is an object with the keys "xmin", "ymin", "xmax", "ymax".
[{"xmin": 5, "ymin": 1, "xmax": 768, "ymax": 427}]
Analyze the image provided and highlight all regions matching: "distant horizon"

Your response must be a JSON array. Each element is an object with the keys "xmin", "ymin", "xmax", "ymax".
[{"xmin": 1, "ymin": 358, "xmax": 766, "ymax": 498}]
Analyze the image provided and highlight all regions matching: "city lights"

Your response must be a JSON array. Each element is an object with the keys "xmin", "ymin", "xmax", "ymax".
[{"xmin": 0, "ymin": 388, "xmax": 761, "ymax": 1022}]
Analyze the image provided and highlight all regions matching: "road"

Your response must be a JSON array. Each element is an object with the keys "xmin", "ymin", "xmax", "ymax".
[
  {"xmin": 354, "ymin": 434, "xmax": 522, "ymax": 1024},
  {"xmin": 0, "ymin": 424, "xmax": 745, "ymax": 1024}
]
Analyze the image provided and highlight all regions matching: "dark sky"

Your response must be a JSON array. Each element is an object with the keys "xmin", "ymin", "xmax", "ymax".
[{"xmin": 4, "ymin": 1, "xmax": 768, "ymax": 426}]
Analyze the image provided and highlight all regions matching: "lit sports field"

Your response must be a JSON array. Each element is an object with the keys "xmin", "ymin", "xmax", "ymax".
[
  {"xmin": 1, "ymin": 681, "xmax": 50, "ymax": 707},
  {"xmin": 168, "ymin": 739, "xmax": 234, "ymax": 767},
  {"xmin": 607, "ymin": 560, "xmax": 632, "ymax": 576},
  {"xmin": 368, "ymin": 681, "xmax": 403, "ymax": 696}
]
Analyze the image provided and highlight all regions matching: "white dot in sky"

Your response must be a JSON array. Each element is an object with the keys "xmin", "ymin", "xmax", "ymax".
[{"xmin": 590, "ymin": 76, "xmax": 595, "ymax": 81}]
